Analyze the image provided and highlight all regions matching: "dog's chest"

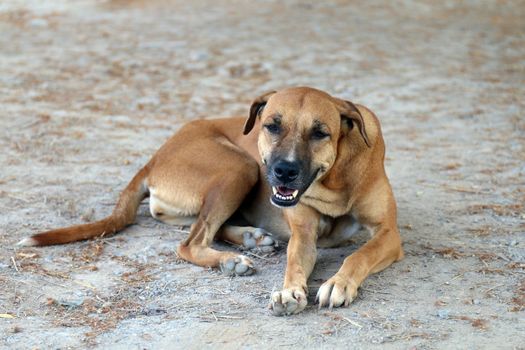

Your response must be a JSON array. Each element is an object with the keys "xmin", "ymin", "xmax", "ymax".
[{"xmin": 301, "ymin": 184, "xmax": 351, "ymax": 218}]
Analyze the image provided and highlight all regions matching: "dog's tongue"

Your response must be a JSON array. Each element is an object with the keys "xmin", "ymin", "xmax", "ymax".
[{"xmin": 277, "ymin": 186, "xmax": 294, "ymax": 196}]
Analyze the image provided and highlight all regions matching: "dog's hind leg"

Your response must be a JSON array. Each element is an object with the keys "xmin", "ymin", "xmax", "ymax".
[
  {"xmin": 176, "ymin": 167, "xmax": 260, "ymax": 276},
  {"xmin": 216, "ymin": 225, "xmax": 279, "ymax": 252}
]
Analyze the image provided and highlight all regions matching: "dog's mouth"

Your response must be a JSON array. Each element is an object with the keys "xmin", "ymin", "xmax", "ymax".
[{"xmin": 271, "ymin": 186, "xmax": 300, "ymax": 207}]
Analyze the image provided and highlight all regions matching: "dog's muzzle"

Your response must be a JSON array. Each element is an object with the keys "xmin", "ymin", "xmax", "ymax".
[{"xmin": 267, "ymin": 160, "xmax": 304, "ymax": 207}]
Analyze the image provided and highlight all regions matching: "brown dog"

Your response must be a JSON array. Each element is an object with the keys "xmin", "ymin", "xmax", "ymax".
[{"xmin": 18, "ymin": 87, "xmax": 403, "ymax": 315}]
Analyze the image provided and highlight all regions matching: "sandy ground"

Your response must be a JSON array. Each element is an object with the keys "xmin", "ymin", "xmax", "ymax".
[{"xmin": 1, "ymin": 0, "xmax": 524, "ymax": 348}]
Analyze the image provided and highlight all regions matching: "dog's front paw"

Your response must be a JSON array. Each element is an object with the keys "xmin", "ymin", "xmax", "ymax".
[
  {"xmin": 219, "ymin": 255, "xmax": 255, "ymax": 276},
  {"xmin": 316, "ymin": 275, "xmax": 358, "ymax": 309},
  {"xmin": 269, "ymin": 287, "xmax": 307, "ymax": 316},
  {"xmin": 242, "ymin": 228, "xmax": 278, "ymax": 252}
]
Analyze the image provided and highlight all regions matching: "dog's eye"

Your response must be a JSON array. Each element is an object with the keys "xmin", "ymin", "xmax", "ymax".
[
  {"xmin": 264, "ymin": 123, "xmax": 281, "ymax": 135},
  {"xmin": 311, "ymin": 129, "xmax": 330, "ymax": 140}
]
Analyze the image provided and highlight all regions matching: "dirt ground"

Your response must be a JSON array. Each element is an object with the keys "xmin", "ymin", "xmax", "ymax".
[{"xmin": 1, "ymin": 0, "xmax": 524, "ymax": 348}]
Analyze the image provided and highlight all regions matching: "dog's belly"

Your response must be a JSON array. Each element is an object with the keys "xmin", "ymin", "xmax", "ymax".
[{"xmin": 148, "ymin": 188, "xmax": 200, "ymax": 223}]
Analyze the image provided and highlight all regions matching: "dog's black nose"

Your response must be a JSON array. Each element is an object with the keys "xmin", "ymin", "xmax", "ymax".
[{"xmin": 273, "ymin": 161, "xmax": 299, "ymax": 183}]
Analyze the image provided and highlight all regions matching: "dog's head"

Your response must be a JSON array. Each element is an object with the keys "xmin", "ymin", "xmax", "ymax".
[{"xmin": 244, "ymin": 87, "xmax": 371, "ymax": 208}]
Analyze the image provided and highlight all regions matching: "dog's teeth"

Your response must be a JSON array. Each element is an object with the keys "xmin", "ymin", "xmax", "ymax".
[
  {"xmin": 274, "ymin": 191, "xmax": 296, "ymax": 202},
  {"xmin": 292, "ymin": 190, "xmax": 299, "ymax": 198},
  {"xmin": 272, "ymin": 187, "xmax": 278, "ymax": 195}
]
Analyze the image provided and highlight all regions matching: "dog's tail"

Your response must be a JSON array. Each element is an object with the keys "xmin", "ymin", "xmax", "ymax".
[{"xmin": 17, "ymin": 165, "xmax": 150, "ymax": 247}]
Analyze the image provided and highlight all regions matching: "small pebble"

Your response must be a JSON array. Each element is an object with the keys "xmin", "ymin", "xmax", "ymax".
[
  {"xmin": 437, "ymin": 309, "xmax": 450, "ymax": 319},
  {"xmin": 135, "ymin": 96, "xmax": 160, "ymax": 107},
  {"xmin": 28, "ymin": 18, "xmax": 49, "ymax": 28},
  {"xmin": 57, "ymin": 299, "xmax": 84, "ymax": 309}
]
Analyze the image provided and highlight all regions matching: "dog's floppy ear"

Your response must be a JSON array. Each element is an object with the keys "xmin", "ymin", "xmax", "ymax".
[
  {"xmin": 243, "ymin": 90, "xmax": 276, "ymax": 135},
  {"xmin": 334, "ymin": 98, "xmax": 371, "ymax": 147}
]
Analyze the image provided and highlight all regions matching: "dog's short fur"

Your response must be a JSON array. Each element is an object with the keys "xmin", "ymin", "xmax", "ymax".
[{"xmin": 19, "ymin": 87, "xmax": 403, "ymax": 315}]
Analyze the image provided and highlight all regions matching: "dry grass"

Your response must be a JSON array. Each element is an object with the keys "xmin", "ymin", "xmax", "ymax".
[
  {"xmin": 429, "ymin": 246, "xmax": 500, "ymax": 263},
  {"xmin": 510, "ymin": 280, "xmax": 525, "ymax": 312},
  {"xmin": 466, "ymin": 225, "xmax": 495, "ymax": 237},
  {"xmin": 14, "ymin": 250, "xmax": 70, "ymax": 279},
  {"xmin": 66, "ymin": 241, "xmax": 105, "ymax": 265},
  {"xmin": 466, "ymin": 203, "xmax": 523, "ymax": 217},
  {"xmin": 47, "ymin": 295, "xmax": 142, "ymax": 344},
  {"xmin": 442, "ymin": 162, "xmax": 461, "ymax": 171},
  {"xmin": 433, "ymin": 247, "xmax": 463, "ymax": 259},
  {"xmin": 452, "ymin": 315, "xmax": 489, "ymax": 330}
]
